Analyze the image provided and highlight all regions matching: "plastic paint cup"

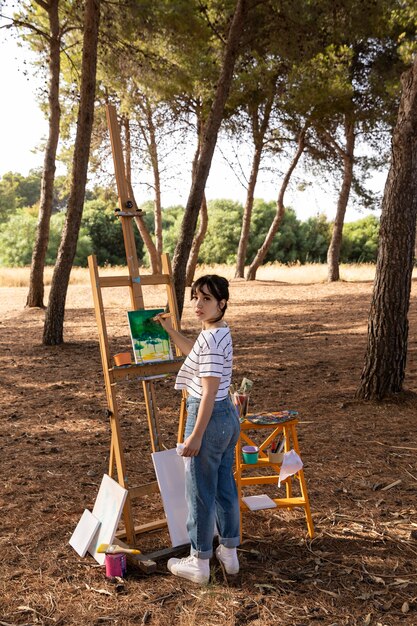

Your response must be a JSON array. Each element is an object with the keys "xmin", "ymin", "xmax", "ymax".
[
  {"xmin": 242, "ymin": 445, "xmax": 259, "ymax": 464},
  {"xmin": 268, "ymin": 449, "xmax": 285, "ymax": 464},
  {"xmin": 105, "ymin": 553, "xmax": 127, "ymax": 578},
  {"xmin": 113, "ymin": 352, "xmax": 132, "ymax": 367}
]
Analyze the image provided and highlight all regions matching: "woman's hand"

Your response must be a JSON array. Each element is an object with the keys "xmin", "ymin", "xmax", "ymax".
[
  {"xmin": 153, "ymin": 313, "xmax": 172, "ymax": 332},
  {"xmin": 182, "ymin": 432, "xmax": 203, "ymax": 457},
  {"xmin": 153, "ymin": 314, "xmax": 194, "ymax": 356}
]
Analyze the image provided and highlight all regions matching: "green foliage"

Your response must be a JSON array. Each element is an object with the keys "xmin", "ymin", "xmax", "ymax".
[
  {"xmin": 340, "ymin": 215, "xmax": 380, "ymax": 262},
  {"xmin": 81, "ymin": 200, "xmax": 130, "ymax": 266},
  {"xmin": 0, "ymin": 170, "xmax": 72, "ymax": 224},
  {"xmin": 299, "ymin": 214, "xmax": 332, "ymax": 262},
  {"xmin": 0, "ymin": 185, "xmax": 381, "ymax": 268},
  {"xmin": 0, "ymin": 209, "xmax": 37, "ymax": 265},
  {"xmin": 246, "ymin": 200, "xmax": 304, "ymax": 264},
  {"xmin": 199, "ymin": 200, "xmax": 244, "ymax": 264},
  {"xmin": 0, "ymin": 209, "xmax": 92, "ymax": 267},
  {"xmin": 160, "ymin": 205, "xmax": 185, "ymax": 258},
  {"xmin": 0, "ymin": 170, "xmax": 42, "ymax": 223}
]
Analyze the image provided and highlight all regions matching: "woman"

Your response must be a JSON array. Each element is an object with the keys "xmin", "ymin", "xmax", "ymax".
[{"xmin": 155, "ymin": 275, "xmax": 240, "ymax": 584}]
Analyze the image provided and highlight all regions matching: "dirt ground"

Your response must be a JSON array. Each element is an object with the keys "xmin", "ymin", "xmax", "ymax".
[{"xmin": 1, "ymin": 277, "xmax": 417, "ymax": 626}]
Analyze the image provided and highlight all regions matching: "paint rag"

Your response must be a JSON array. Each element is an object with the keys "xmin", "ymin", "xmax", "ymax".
[{"xmin": 278, "ymin": 450, "xmax": 303, "ymax": 487}]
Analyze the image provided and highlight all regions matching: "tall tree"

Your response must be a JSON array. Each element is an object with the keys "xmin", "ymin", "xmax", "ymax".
[
  {"xmin": 25, "ymin": 0, "xmax": 62, "ymax": 307},
  {"xmin": 186, "ymin": 107, "xmax": 208, "ymax": 287},
  {"xmin": 43, "ymin": 0, "xmax": 100, "ymax": 344},
  {"xmin": 325, "ymin": 112, "xmax": 355, "ymax": 281},
  {"xmin": 137, "ymin": 96, "xmax": 163, "ymax": 262},
  {"xmin": 171, "ymin": 0, "xmax": 249, "ymax": 315},
  {"xmin": 233, "ymin": 66, "xmax": 279, "ymax": 278},
  {"xmin": 185, "ymin": 195, "xmax": 208, "ymax": 286},
  {"xmin": 246, "ymin": 124, "xmax": 307, "ymax": 281},
  {"xmin": 1, "ymin": 1, "xmax": 73, "ymax": 306},
  {"xmin": 356, "ymin": 55, "xmax": 417, "ymax": 399}
]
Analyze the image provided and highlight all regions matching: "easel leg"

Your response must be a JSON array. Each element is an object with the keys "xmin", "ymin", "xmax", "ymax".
[
  {"xmin": 142, "ymin": 381, "xmax": 161, "ymax": 452},
  {"xmin": 107, "ymin": 403, "xmax": 137, "ymax": 546},
  {"xmin": 289, "ymin": 423, "xmax": 315, "ymax": 538},
  {"xmin": 109, "ymin": 434, "xmax": 116, "ymax": 478}
]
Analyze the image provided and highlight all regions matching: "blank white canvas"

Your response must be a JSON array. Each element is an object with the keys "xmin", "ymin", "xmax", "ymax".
[
  {"xmin": 152, "ymin": 448, "xmax": 190, "ymax": 547},
  {"xmin": 69, "ymin": 509, "xmax": 101, "ymax": 557},
  {"xmin": 87, "ymin": 474, "xmax": 128, "ymax": 565}
]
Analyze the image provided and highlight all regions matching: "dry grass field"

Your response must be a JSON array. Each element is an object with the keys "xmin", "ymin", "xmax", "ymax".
[
  {"xmin": 0, "ymin": 262, "xmax": 382, "ymax": 288},
  {"xmin": 1, "ymin": 263, "xmax": 417, "ymax": 626}
]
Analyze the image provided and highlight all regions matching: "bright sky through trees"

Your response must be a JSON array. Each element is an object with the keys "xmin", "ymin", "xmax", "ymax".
[{"xmin": 0, "ymin": 31, "xmax": 385, "ymax": 223}]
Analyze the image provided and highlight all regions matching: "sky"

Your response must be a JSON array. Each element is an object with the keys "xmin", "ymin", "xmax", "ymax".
[{"xmin": 0, "ymin": 26, "xmax": 387, "ymax": 223}]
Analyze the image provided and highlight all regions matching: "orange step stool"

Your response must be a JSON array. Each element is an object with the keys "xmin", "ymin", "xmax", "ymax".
[{"xmin": 235, "ymin": 413, "xmax": 314, "ymax": 540}]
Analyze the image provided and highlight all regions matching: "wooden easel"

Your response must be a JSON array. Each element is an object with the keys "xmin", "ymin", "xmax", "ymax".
[{"xmin": 87, "ymin": 104, "xmax": 188, "ymax": 571}]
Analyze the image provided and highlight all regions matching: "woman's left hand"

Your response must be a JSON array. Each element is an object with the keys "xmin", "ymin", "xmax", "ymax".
[{"xmin": 182, "ymin": 433, "xmax": 202, "ymax": 457}]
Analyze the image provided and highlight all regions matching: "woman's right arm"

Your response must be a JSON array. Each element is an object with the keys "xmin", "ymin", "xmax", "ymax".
[{"xmin": 154, "ymin": 314, "xmax": 194, "ymax": 356}]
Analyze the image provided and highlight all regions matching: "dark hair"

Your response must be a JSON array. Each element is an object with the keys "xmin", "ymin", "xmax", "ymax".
[{"xmin": 191, "ymin": 274, "xmax": 229, "ymax": 320}]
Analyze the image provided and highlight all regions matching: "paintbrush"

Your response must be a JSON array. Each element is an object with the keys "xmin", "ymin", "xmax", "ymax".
[
  {"xmin": 153, "ymin": 312, "xmax": 172, "ymax": 321},
  {"xmin": 97, "ymin": 543, "xmax": 141, "ymax": 555},
  {"xmin": 277, "ymin": 437, "xmax": 286, "ymax": 454}
]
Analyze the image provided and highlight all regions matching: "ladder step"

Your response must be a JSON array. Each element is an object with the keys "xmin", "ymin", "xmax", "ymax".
[
  {"xmin": 111, "ymin": 359, "xmax": 183, "ymax": 382},
  {"xmin": 115, "ymin": 519, "xmax": 167, "ymax": 538},
  {"xmin": 129, "ymin": 481, "xmax": 160, "ymax": 498},
  {"xmin": 99, "ymin": 274, "xmax": 171, "ymax": 288}
]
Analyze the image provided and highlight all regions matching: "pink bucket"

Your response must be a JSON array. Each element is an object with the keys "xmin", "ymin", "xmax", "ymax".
[{"xmin": 105, "ymin": 553, "xmax": 127, "ymax": 578}]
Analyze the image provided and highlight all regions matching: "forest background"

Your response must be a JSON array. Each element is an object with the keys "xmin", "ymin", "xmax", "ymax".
[
  {"xmin": 0, "ymin": 169, "xmax": 381, "ymax": 268},
  {"xmin": 2, "ymin": 0, "xmax": 415, "ymax": 285},
  {"xmin": 0, "ymin": 0, "xmax": 417, "ymax": 395}
]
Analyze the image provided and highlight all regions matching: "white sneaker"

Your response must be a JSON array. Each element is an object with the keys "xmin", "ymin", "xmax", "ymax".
[
  {"xmin": 215, "ymin": 544, "xmax": 239, "ymax": 574},
  {"xmin": 167, "ymin": 555, "xmax": 210, "ymax": 584}
]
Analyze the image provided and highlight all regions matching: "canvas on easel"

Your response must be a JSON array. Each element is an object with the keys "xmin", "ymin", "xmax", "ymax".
[{"xmin": 128, "ymin": 308, "xmax": 173, "ymax": 365}]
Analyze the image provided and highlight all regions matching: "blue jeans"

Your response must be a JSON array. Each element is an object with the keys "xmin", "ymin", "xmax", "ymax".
[{"xmin": 184, "ymin": 395, "xmax": 241, "ymax": 559}]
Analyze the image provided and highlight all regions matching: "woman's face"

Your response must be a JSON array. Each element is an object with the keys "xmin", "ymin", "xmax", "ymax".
[{"xmin": 192, "ymin": 285, "xmax": 225, "ymax": 325}]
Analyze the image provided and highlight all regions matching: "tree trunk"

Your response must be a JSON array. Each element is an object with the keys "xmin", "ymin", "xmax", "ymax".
[
  {"xmin": 356, "ymin": 59, "xmax": 417, "ymax": 400},
  {"xmin": 326, "ymin": 116, "xmax": 355, "ymax": 282},
  {"xmin": 135, "ymin": 98, "xmax": 162, "ymax": 273},
  {"xmin": 235, "ymin": 142, "xmax": 262, "ymax": 279},
  {"xmin": 185, "ymin": 194, "xmax": 208, "ymax": 286},
  {"xmin": 185, "ymin": 113, "xmax": 207, "ymax": 287},
  {"xmin": 246, "ymin": 127, "xmax": 306, "ymax": 281},
  {"xmin": 43, "ymin": 0, "xmax": 100, "ymax": 345},
  {"xmin": 133, "ymin": 211, "xmax": 161, "ymax": 273},
  {"xmin": 172, "ymin": 0, "xmax": 248, "ymax": 315},
  {"xmin": 235, "ymin": 93, "xmax": 274, "ymax": 279},
  {"xmin": 145, "ymin": 99, "xmax": 163, "ymax": 261},
  {"xmin": 26, "ymin": 0, "xmax": 61, "ymax": 308}
]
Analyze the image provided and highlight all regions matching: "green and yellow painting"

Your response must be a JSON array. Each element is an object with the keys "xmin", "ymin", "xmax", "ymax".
[{"xmin": 127, "ymin": 308, "xmax": 173, "ymax": 364}]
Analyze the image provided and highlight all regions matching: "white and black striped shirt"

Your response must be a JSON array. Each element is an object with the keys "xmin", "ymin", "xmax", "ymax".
[{"xmin": 175, "ymin": 326, "xmax": 233, "ymax": 401}]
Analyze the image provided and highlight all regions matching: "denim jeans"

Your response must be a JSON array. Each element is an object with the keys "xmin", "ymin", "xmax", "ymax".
[{"xmin": 184, "ymin": 395, "xmax": 241, "ymax": 559}]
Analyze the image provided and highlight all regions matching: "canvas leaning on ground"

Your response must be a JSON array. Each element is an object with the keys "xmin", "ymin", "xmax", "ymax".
[{"xmin": 127, "ymin": 309, "xmax": 173, "ymax": 364}]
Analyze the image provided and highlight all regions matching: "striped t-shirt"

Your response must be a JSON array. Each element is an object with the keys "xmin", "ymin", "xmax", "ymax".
[{"xmin": 175, "ymin": 326, "xmax": 233, "ymax": 401}]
